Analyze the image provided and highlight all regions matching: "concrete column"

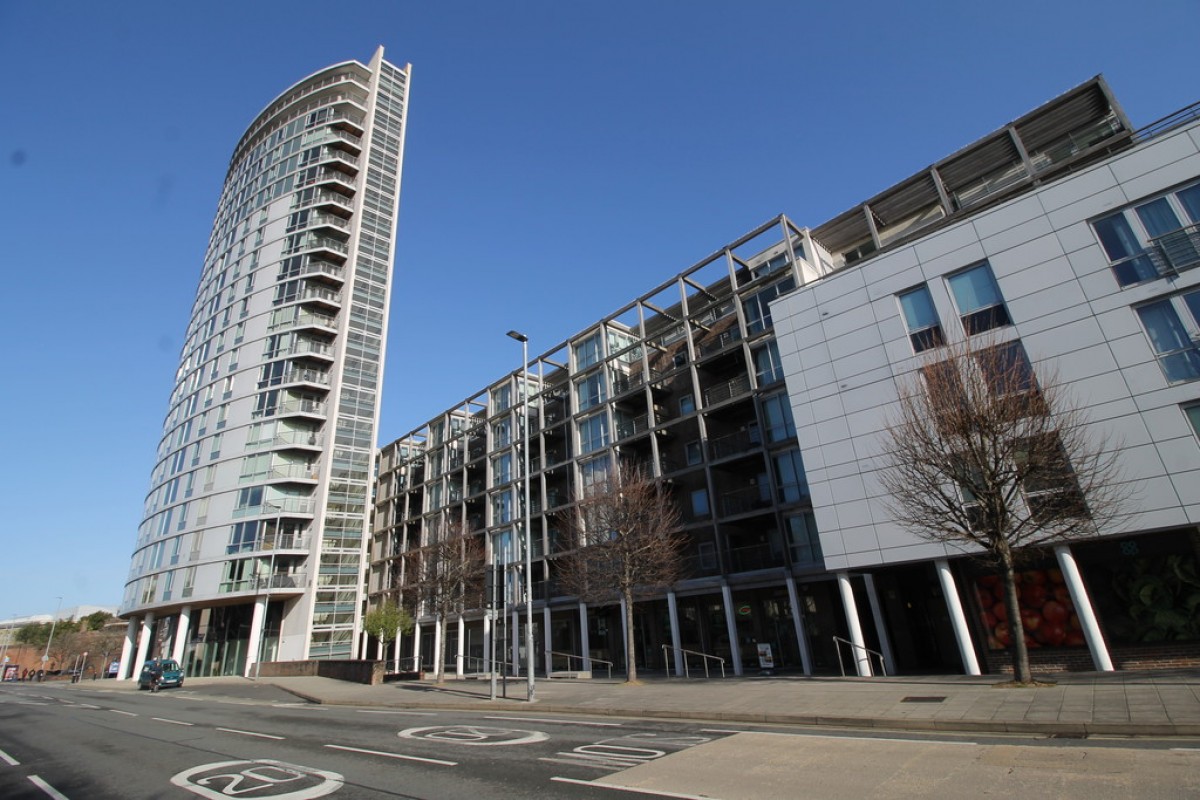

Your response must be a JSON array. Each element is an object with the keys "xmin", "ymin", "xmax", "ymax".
[
  {"xmin": 862, "ymin": 574, "xmax": 897, "ymax": 676},
  {"xmin": 784, "ymin": 576, "xmax": 814, "ymax": 676},
  {"xmin": 936, "ymin": 559, "xmax": 981, "ymax": 676},
  {"xmin": 172, "ymin": 606, "xmax": 191, "ymax": 664},
  {"xmin": 837, "ymin": 572, "xmax": 872, "ymax": 676},
  {"xmin": 117, "ymin": 617, "xmax": 137, "ymax": 680},
  {"xmin": 244, "ymin": 596, "xmax": 267, "ymax": 677},
  {"xmin": 412, "ymin": 621, "xmax": 422, "ymax": 671},
  {"xmin": 578, "ymin": 602, "xmax": 591, "ymax": 672},
  {"xmin": 720, "ymin": 584, "xmax": 743, "ymax": 677},
  {"xmin": 482, "ymin": 612, "xmax": 492, "ymax": 676},
  {"xmin": 543, "ymin": 606, "xmax": 552, "ymax": 677},
  {"xmin": 131, "ymin": 612, "xmax": 155, "ymax": 681},
  {"xmin": 1055, "ymin": 545, "xmax": 1114, "ymax": 672},
  {"xmin": 456, "ymin": 616, "xmax": 466, "ymax": 677},
  {"xmin": 666, "ymin": 591, "xmax": 684, "ymax": 676}
]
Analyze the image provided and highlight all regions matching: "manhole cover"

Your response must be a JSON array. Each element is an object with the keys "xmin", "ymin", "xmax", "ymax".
[{"xmin": 900, "ymin": 696, "xmax": 947, "ymax": 703}]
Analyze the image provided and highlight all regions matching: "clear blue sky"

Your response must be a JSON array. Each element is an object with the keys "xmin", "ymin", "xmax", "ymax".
[{"xmin": 2, "ymin": 1, "xmax": 1196, "ymax": 619}]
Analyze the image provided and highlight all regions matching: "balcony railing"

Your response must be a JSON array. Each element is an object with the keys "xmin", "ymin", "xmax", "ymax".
[
  {"xmin": 702, "ymin": 374, "xmax": 752, "ymax": 407},
  {"xmin": 724, "ymin": 541, "xmax": 786, "ymax": 573},
  {"xmin": 268, "ymin": 463, "xmax": 320, "ymax": 481},
  {"xmin": 615, "ymin": 414, "xmax": 650, "ymax": 440},
  {"xmin": 698, "ymin": 326, "xmax": 743, "ymax": 357},
  {"xmin": 718, "ymin": 486, "xmax": 772, "ymax": 517},
  {"xmin": 219, "ymin": 572, "xmax": 309, "ymax": 594},
  {"xmin": 708, "ymin": 427, "xmax": 761, "ymax": 460},
  {"xmin": 1150, "ymin": 225, "xmax": 1200, "ymax": 274}
]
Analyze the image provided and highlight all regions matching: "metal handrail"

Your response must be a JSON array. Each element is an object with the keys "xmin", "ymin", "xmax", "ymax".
[
  {"xmin": 832, "ymin": 636, "xmax": 887, "ymax": 677},
  {"xmin": 662, "ymin": 644, "xmax": 726, "ymax": 678},
  {"xmin": 549, "ymin": 650, "xmax": 612, "ymax": 679}
]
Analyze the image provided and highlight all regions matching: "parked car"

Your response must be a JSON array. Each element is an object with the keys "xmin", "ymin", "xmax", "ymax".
[{"xmin": 138, "ymin": 658, "xmax": 184, "ymax": 690}]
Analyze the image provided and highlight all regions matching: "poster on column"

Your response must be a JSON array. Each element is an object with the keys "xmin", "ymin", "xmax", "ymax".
[{"xmin": 108, "ymin": 661, "xmax": 120, "ymax": 677}]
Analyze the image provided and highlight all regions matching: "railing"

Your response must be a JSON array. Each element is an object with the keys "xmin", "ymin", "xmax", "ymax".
[
  {"xmin": 702, "ymin": 374, "xmax": 752, "ymax": 406},
  {"xmin": 662, "ymin": 645, "xmax": 726, "ymax": 678},
  {"xmin": 615, "ymin": 414, "xmax": 650, "ymax": 440},
  {"xmin": 698, "ymin": 326, "xmax": 743, "ymax": 357},
  {"xmin": 832, "ymin": 636, "xmax": 886, "ymax": 677},
  {"xmin": 1150, "ymin": 225, "xmax": 1200, "ymax": 274},
  {"xmin": 719, "ymin": 487, "xmax": 772, "ymax": 518},
  {"xmin": 724, "ymin": 540, "xmax": 785, "ymax": 573},
  {"xmin": 550, "ymin": 651, "xmax": 612, "ymax": 679},
  {"xmin": 708, "ymin": 427, "xmax": 761, "ymax": 460},
  {"xmin": 218, "ymin": 572, "xmax": 309, "ymax": 594}
]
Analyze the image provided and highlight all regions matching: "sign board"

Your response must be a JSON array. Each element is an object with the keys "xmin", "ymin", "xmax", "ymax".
[
  {"xmin": 2, "ymin": 665, "xmax": 17, "ymax": 682},
  {"xmin": 756, "ymin": 643, "xmax": 775, "ymax": 669},
  {"xmin": 108, "ymin": 661, "xmax": 120, "ymax": 676}
]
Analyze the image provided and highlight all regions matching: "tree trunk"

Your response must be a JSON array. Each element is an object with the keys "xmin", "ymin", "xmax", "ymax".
[
  {"xmin": 435, "ymin": 614, "xmax": 447, "ymax": 683},
  {"xmin": 1001, "ymin": 557, "xmax": 1032, "ymax": 683},
  {"xmin": 622, "ymin": 589, "xmax": 638, "ymax": 683}
]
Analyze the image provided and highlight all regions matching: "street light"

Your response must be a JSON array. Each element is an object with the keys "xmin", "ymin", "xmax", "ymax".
[
  {"xmin": 506, "ymin": 329, "xmax": 535, "ymax": 703},
  {"xmin": 42, "ymin": 597, "xmax": 63, "ymax": 679}
]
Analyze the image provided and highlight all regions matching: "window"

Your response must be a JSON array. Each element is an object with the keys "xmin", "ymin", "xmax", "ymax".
[
  {"xmin": 1136, "ymin": 288, "xmax": 1200, "ymax": 383},
  {"xmin": 753, "ymin": 341, "xmax": 785, "ymax": 385},
  {"xmin": 685, "ymin": 441, "xmax": 703, "ymax": 466},
  {"xmin": 578, "ymin": 412, "xmax": 610, "ymax": 454},
  {"xmin": 492, "ymin": 419, "xmax": 511, "ymax": 448},
  {"xmin": 576, "ymin": 372, "xmax": 607, "ymax": 412},
  {"xmin": 492, "ymin": 490, "xmax": 513, "ymax": 524},
  {"xmin": 1016, "ymin": 435, "xmax": 1085, "ymax": 523},
  {"xmin": 947, "ymin": 262, "xmax": 1010, "ymax": 334},
  {"xmin": 491, "ymin": 453, "xmax": 512, "ymax": 486},
  {"xmin": 1186, "ymin": 405, "xmax": 1200, "ymax": 440},
  {"xmin": 761, "ymin": 392, "xmax": 796, "ymax": 443},
  {"xmin": 679, "ymin": 394, "xmax": 695, "ymax": 415},
  {"xmin": 897, "ymin": 285, "xmax": 944, "ymax": 352},
  {"xmin": 580, "ymin": 455, "xmax": 610, "ymax": 488},
  {"xmin": 773, "ymin": 449, "xmax": 808, "ymax": 503},
  {"xmin": 491, "ymin": 384, "xmax": 512, "ymax": 413},
  {"xmin": 975, "ymin": 341, "xmax": 1040, "ymax": 401},
  {"xmin": 1094, "ymin": 182, "xmax": 1200, "ymax": 286},
  {"xmin": 690, "ymin": 489, "xmax": 710, "ymax": 517},
  {"xmin": 573, "ymin": 333, "xmax": 602, "ymax": 370},
  {"xmin": 744, "ymin": 276, "xmax": 797, "ymax": 335},
  {"xmin": 786, "ymin": 513, "xmax": 822, "ymax": 567},
  {"xmin": 228, "ymin": 521, "xmax": 259, "ymax": 553}
]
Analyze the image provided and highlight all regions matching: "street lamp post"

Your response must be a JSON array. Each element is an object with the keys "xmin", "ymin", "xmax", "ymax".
[
  {"xmin": 42, "ymin": 596, "xmax": 63, "ymax": 679},
  {"xmin": 506, "ymin": 330, "xmax": 535, "ymax": 703}
]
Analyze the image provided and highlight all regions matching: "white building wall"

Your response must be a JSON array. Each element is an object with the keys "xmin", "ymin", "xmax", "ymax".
[{"xmin": 773, "ymin": 121, "xmax": 1200, "ymax": 571}]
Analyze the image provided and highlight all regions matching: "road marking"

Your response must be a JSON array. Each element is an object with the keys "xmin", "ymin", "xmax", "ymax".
[
  {"xmin": 153, "ymin": 717, "xmax": 194, "ymax": 726},
  {"xmin": 485, "ymin": 715, "xmax": 621, "ymax": 727},
  {"xmin": 15, "ymin": 701, "xmax": 48, "ymax": 706},
  {"xmin": 0, "ymin": 746, "xmax": 20, "ymax": 766},
  {"xmin": 110, "ymin": 710, "xmax": 137, "ymax": 717},
  {"xmin": 399, "ymin": 725, "xmax": 549, "ymax": 746},
  {"xmin": 217, "ymin": 727, "xmax": 285, "ymax": 740},
  {"xmin": 700, "ymin": 728, "xmax": 743, "ymax": 734},
  {"xmin": 77, "ymin": 703, "xmax": 101, "ymax": 709},
  {"xmin": 551, "ymin": 776, "xmax": 712, "ymax": 799},
  {"xmin": 272, "ymin": 703, "xmax": 328, "ymax": 710},
  {"xmin": 1171, "ymin": 747, "xmax": 1200, "ymax": 751},
  {"xmin": 356, "ymin": 709, "xmax": 436, "ymax": 716},
  {"xmin": 172, "ymin": 759, "xmax": 342, "ymax": 799},
  {"xmin": 324, "ymin": 744, "xmax": 457, "ymax": 766},
  {"xmin": 28, "ymin": 775, "xmax": 70, "ymax": 800}
]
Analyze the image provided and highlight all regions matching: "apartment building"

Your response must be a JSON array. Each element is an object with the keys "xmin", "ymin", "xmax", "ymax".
[
  {"xmin": 119, "ymin": 49, "xmax": 411, "ymax": 678},
  {"xmin": 372, "ymin": 77, "xmax": 1200, "ymax": 677}
]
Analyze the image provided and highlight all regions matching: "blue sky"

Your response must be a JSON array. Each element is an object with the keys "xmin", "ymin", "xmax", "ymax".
[{"xmin": 2, "ymin": 0, "xmax": 1196, "ymax": 619}]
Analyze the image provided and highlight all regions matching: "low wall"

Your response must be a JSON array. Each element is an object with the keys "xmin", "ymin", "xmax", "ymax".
[{"xmin": 256, "ymin": 659, "xmax": 384, "ymax": 685}]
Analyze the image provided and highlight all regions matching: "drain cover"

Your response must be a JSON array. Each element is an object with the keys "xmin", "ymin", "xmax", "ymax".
[{"xmin": 900, "ymin": 696, "xmax": 947, "ymax": 703}]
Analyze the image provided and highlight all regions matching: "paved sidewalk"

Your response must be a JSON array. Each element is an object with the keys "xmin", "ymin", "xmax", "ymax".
[{"xmin": 109, "ymin": 668, "xmax": 1200, "ymax": 738}]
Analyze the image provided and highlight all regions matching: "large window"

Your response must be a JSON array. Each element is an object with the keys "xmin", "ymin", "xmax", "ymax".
[
  {"xmin": 785, "ymin": 512, "xmax": 821, "ymax": 567},
  {"xmin": 491, "ymin": 453, "xmax": 512, "ymax": 486},
  {"xmin": 573, "ymin": 332, "xmax": 602, "ymax": 370},
  {"xmin": 744, "ymin": 276, "xmax": 797, "ymax": 335},
  {"xmin": 578, "ymin": 412, "xmax": 610, "ymax": 454},
  {"xmin": 947, "ymin": 262, "xmax": 1010, "ymax": 334},
  {"xmin": 773, "ymin": 449, "xmax": 808, "ymax": 503},
  {"xmin": 753, "ymin": 341, "xmax": 784, "ymax": 385},
  {"xmin": 1094, "ymin": 182, "xmax": 1200, "ymax": 286},
  {"xmin": 1136, "ymin": 288, "xmax": 1200, "ymax": 383},
  {"xmin": 576, "ymin": 372, "xmax": 607, "ymax": 412},
  {"xmin": 761, "ymin": 392, "xmax": 796, "ymax": 443},
  {"xmin": 975, "ymin": 341, "xmax": 1038, "ymax": 398},
  {"xmin": 897, "ymin": 285, "xmax": 944, "ymax": 352}
]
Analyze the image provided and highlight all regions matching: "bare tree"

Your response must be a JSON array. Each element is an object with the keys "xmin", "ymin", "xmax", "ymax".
[
  {"xmin": 556, "ymin": 462, "xmax": 686, "ymax": 682},
  {"xmin": 878, "ymin": 337, "xmax": 1124, "ymax": 683},
  {"xmin": 401, "ymin": 518, "xmax": 485, "ymax": 683}
]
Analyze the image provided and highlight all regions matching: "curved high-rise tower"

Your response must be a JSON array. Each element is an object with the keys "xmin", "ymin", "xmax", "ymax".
[{"xmin": 119, "ymin": 48, "xmax": 410, "ymax": 677}]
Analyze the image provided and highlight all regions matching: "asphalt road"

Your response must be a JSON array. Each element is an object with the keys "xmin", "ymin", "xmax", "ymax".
[{"xmin": 1, "ymin": 681, "xmax": 1198, "ymax": 799}]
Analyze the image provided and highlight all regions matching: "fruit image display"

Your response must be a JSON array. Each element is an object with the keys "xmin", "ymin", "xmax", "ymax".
[{"xmin": 974, "ymin": 568, "xmax": 1087, "ymax": 650}]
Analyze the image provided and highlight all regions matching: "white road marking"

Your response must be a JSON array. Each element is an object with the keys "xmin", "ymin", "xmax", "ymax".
[
  {"xmin": 551, "ymin": 776, "xmax": 713, "ymax": 799},
  {"xmin": 110, "ymin": 710, "xmax": 137, "ymax": 717},
  {"xmin": 28, "ymin": 775, "xmax": 70, "ymax": 800},
  {"xmin": 217, "ymin": 727, "xmax": 285, "ymax": 740},
  {"xmin": 15, "ymin": 701, "xmax": 48, "ymax": 706},
  {"xmin": 485, "ymin": 715, "xmax": 621, "ymax": 727},
  {"xmin": 271, "ymin": 703, "xmax": 328, "ymax": 710},
  {"xmin": 356, "ymin": 709, "xmax": 436, "ymax": 716},
  {"xmin": 398, "ymin": 725, "xmax": 548, "ymax": 746},
  {"xmin": 172, "ymin": 759, "xmax": 342, "ymax": 799},
  {"xmin": 1171, "ymin": 747, "xmax": 1200, "ymax": 751},
  {"xmin": 76, "ymin": 703, "xmax": 100, "ymax": 709},
  {"xmin": 699, "ymin": 728, "xmax": 743, "ymax": 734},
  {"xmin": 324, "ymin": 744, "xmax": 457, "ymax": 766},
  {"xmin": 0, "ymin": 746, "xmax": 20, "ymax": 766},
  {"xmin": 153, "ymin": 717, "xmax": 194, "ymax": 726}
]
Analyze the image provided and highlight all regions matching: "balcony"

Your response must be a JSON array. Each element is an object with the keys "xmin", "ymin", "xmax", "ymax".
[
  {"xmin": 611, "ymin": 369, "xmax": 666, "ymax": 397},
  {"xmin": 219, "ymin": 572, "xmax": 309, "ymax": 594},
  {"xmin": 306, "ymin": 211, "xmax": 351, "ymax": 237},
  {"xmin": 724, "ymin": 541, "xmax": 786, "ymax": 574},
  {"xmin": 309, "ymin": 188, "xmax": 354, "ymax": 216},
  {"xmin": 290, "ymin": 338, "xmax": 335, "ymax": 362},
  {"xmin": 317, "ymin": 147, "xmax": 360, "ymax": 174},
  {"xmin": 708, "ymin": 427, "xmax": 761, "ymax": 461},
  {"xmin": 226, "ymin": 533, "xmax": 310, "ymax": 555},
  {"xmin": 284, "ymin": 234, "xmax": 349, "ymax": 264},
  {"xmin": 718, "ymin": 486, "xmax": 772, "ymax": 518},
  {"xmin": 702, "ymin": 374, "xmax": 752, "ymax": 407},
  {"xmin": 615, "ymin": 413, "xmax": 650, "ymax": 441},
  {"xmin": 698, "ymin": 326, "xmax": 743, "ymax": 358},
  {"xmin": 267, "ymin": 463, "xmax": 320, "ymax": 483},
  {"xmin": 275, "ymin": 397, "xmax": 327, "ymax": 420},
  {"xmin": 321, "ymin": 127, "xmax": 363, "ymax": 154}
]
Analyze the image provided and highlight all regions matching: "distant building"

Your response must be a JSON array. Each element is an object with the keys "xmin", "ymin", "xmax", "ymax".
[
  {"xmin": 372, "ymin": 77, "xmax": 1200, "ymax": 676},
  {"xmin": 118, "ymin": 48, "xmax": 411, "ymax": 678}
]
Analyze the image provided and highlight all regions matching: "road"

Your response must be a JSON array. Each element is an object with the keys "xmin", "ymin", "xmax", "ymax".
[{"xmin": 0, "ymin": 680, "xmax": 1197, "ymax": 799}]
